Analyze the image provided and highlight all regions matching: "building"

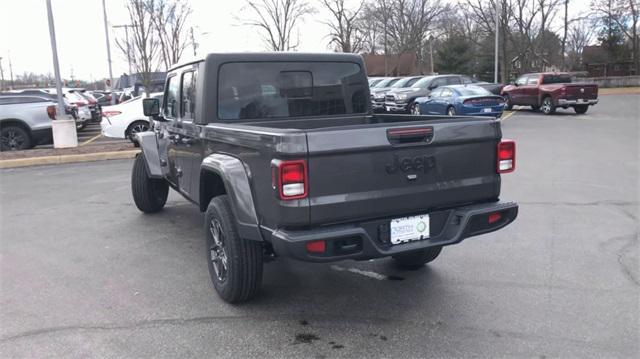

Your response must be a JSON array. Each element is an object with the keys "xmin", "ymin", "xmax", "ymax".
[{"xmin": 582, "ymin": 45, "xmax": 636, "ymax": 77}]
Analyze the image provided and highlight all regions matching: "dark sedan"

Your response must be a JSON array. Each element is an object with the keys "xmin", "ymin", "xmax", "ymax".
[{"xmin": 413, "ymin": 85, "xmax": 504, "ymax": 117}]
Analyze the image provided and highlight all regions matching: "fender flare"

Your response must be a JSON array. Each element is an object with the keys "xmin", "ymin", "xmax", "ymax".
[
  {"xmin": 200, "ymin": 154, "xmax": 263, "ymax": 242},
  {"xmin": 137, "ymin": 131, "xmax": 164, "ymax": 178}
]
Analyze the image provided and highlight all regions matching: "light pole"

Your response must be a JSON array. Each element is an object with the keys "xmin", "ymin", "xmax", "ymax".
[
  {"xmin": 102, "ymin": 0, "xmax": 115, "ymax": 105},
  {"xmin": 429, "ymin": 36, "xmax": 435, "ymax": 75},
  {"xmin": 0, "ymin": 57, "xmax": 4, "ymax": 91},
  {"xmin": 113, "ymin": 24, "xmax": 134, "ymax": 75},
  {"xmin": 46, "ymin": 0, "xmax": 78, "ymax": 148},
  {"xmin": 494, "ymin": 0, "xmax": 501, "ymax": 83}
]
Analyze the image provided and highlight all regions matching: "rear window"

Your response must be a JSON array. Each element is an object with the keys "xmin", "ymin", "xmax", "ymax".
[
  {"xmin": 218, "ymin": 62, "xmax": 367, "ymax": 120},
  {"xmin": 454, "ymin": 86, "xmax": 491, "ymax": 96},
  {"xmin": 542, "ymin": 74, "xmax": 571, "ymax": 84}
]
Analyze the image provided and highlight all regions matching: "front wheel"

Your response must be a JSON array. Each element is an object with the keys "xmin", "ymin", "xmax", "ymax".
[
  {"xmin": 574, "ymin": 105, "xmax": 589, "ymax": 114},
  {"xmin": 504, "ymin": 95, "xmax": 513, "ymax": 110},
  {"xmin": 131, "ymin": 153, "xmax": 169, "ymax": 213},
  {"xmin": 541, "ymin": 97, "xmax": 556, "ymax": 115},
  {"xmin": 393, "ymin": 247, "xmax": 442, "ymax": 269},
  {"xmin": 126, "ymin": 120, "xmax": 150, "ymax": 144},
  {"xmin": 447, "ymin": 106, "xmax": 456, "ymax": 116},
  {"xmin": 205, "ymin": 195, "xmax": 264, "ymax": 303}
]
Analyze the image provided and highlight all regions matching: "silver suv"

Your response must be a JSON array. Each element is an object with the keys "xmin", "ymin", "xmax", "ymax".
[{"xmin": 0, "ymin": 95, "xmax": 57, "ymax": 151}]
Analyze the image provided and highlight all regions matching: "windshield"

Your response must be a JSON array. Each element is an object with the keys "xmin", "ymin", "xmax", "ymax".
[
  {"xmin": 218, "ymin": 61, "xmax": 367, "ymax": 120},
  {"xmin": 373, "ymin": 78, "xmax": 399, "ymax": 88},
  {"xmin": 454, "ymin": 86, "xmax": 492, "ymax": 96},
  {"xmin": 390, "ymin": 77, "xmax": 421, "ymax": 88},
  {"xmin": 411, "ymin": 76, "xmax": 436, "ymax": 88}
]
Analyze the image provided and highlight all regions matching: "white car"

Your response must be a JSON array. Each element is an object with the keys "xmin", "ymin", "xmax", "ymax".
[{"xmin": 100, "ymin": 92, "xmax": 163, "ymax": 144}]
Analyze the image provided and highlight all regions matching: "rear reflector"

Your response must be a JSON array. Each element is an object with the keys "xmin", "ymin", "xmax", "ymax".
[
  {"xmin": 488, "ymin": 212, "xmax": 502, "ymax": 224},
  {"xmin": 305, "ymin": 240, "xmax": 326, "ymax": 253},
  {"xmin": 497, "ymin": 139, "xmax": 516, "ymax": 173}
]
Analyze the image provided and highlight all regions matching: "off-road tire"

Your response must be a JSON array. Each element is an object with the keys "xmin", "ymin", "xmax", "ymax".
[
  {"xmin": 131, "ymin": 153, "xmax": 169, "ymax": 213},
  {"xmin": 541, "ymin": 96, "xmax": 556, "ymax": 115},
  {"xmin": 205, "ymin": 195, "xmax": 263, "ymax": 303},
  {"xmin": 574, "ymin": 105, "xmax": 589, "ymax": 114},
  {"xmin": 392, "ymin": 246, "xmax": 442, "ymax": 269},
  {"xmin": 504, "ymin": 95, "xmax": 513, "ymax": 110}
]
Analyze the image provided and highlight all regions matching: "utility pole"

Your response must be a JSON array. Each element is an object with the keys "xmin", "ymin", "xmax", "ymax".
[
  {"xmin": 429, "ymin": 36, "xmax": 435, "ymax": 75},
  {"xmin": 190, "ymin": 28, "xmax": 197, "ymax": 57},
  {"xmin": 102, "ymin": 0, "xmax": 116, "ymax": 105},
  {"xmin": 8, "ymin": 51, "xmax": 14, "ymax": 90},
  {"xmin": 113, "ymin": 24, "xmax": 134, "ymax": 75},
  {"xmin": 494, "ymin": 0, "xmax": 501, "ymax": 83},
  {"xmin": 47, "ymin": 0, "xmax": 77, "ymax": 148},
  {"xmin": 0, "ymin": 57, "xmax": 4, "ymax": 91}
]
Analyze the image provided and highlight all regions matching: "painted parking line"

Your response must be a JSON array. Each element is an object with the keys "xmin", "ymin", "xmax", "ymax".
[
  {"xmin": 80, "ymin": 133, "xmax": 103, "ymax": 146},
  {"xmin": 500, "ymin": 110, "xmax": 517, "ymax": 121}
]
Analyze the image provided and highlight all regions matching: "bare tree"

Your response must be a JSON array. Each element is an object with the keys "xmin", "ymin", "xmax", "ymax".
[
  {"xmin": 116, "ymin": 0, "xmax": 160, "ymax": 95},
  {"xmin": 148, "ymin": 0, "xmax": 193, "ymax": 69},
  {"xmin": 566, "ymin": 18, "xmax": 595, "ymax": 70},
  {"xmin": 320, "ymin": 0, "xmax": 365, "ymax": 52},
  {"xmin": 243, "ymin": 0, "xmax": 315, "ymax": 51},
  {"xmin": 357, "ymin": 3, "xmax": 381, "ymax": 54}
]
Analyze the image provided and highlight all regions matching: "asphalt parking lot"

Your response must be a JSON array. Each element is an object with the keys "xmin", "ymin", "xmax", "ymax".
[{"xmin": 1, "ymin": 95, "xmax": 638, "ymax": 358}]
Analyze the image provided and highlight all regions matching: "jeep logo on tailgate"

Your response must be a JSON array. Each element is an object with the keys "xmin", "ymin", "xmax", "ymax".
[{"xmin": 386, "ymin": 154, "xmax": 436, "ymax": 174}]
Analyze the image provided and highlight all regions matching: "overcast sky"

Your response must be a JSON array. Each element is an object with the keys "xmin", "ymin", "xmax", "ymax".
[{"xmin": 0, "ymin": 0, "xmax": 590, "ymax": 82}]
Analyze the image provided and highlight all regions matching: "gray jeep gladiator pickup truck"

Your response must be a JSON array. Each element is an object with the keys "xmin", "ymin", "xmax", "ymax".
[{"xmin": 132, "ymin": 53, "xmax": 518, "ymax": 303}]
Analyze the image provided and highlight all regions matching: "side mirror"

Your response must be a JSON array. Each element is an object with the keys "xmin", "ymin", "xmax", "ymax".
[
  {"xmin": 513, "ymin": 82, "xmax": 519, "ymax": 87},
  {"xmin": 428, "ymin": 84, "xmax": 437, "ymax": 90},
  {"xmin": 142, "ymin": 98, "xmax": 164, "ymax": 120}
]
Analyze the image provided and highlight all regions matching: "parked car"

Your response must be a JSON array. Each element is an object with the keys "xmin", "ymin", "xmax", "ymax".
[
  {"xmin": 3, "ymin": 90, "xmax": 82, "ymax": 129},
  {"xmin": 385, "ymin": 74, "xmax": 497, "ymax": 113},
  {"xmin": 73, "ymin": 89, "xmax": 100, "ymax": 121},
  {"xmin": 100, "ymin": 92, "xmax": 163, "ymax": 144},
  {"xmin": 368, "ymin": 77, "xmax": 385, "ymax": 87},
  {"xmin": 501, "ymin": 72, "xmax": 598, "ymax": 115},
  {"xmin": 0, "ymin": 95, "xmax": 57, "ymax": 150},
  {"xmin": 132, "ymin": 52, "xmax": 518, "ymax": 303},
  {"xmin": 92, "ymin": 91, "xmax": 113, "ymax": 107},
  {"xmin": 369, "ymin": 77, "xmax": 401, "ymax": 112},
  {"xmin": 40, "ymin": 88, "xmax": 92, "ymax": 128},
  {"xmin": 413, "ymin": 85, "xmax": 505, "ymax": 117}
]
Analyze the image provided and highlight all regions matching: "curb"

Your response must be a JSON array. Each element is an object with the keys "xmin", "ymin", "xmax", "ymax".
[{"xmin": 0, "ymin": 150, "xmax": 140, "ymax": 169}]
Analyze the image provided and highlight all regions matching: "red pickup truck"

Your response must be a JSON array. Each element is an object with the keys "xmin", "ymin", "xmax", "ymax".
[{"xmin": 501, "ymin": 72, "xmax": 598, "ymax": 115}]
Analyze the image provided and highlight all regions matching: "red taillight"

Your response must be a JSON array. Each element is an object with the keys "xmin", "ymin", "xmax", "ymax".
[
  {"xmin": 488, "ymin": 212, "xmax": 502, "ymax": 224},
  {"xmin": 305, "ymin": 240, "xmax": 326, "ymax": 253},
  {"xmin": 497, "ymin": 139, "xmax": 516, "ymax": 173},
  {"xmin": 46, "ymin": 105, "xmax": 56, "ymax": 120},
  {"xmin": 275, "ymin": 160, "xmax": 307, "ymax": 200},
  {"xmin": 102, "ymin": 111, "xmax": 122, "ymax": 117}
]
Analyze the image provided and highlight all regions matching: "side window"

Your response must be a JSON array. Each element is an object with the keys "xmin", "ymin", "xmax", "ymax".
[
  {"xmin": 163, "ymin": 75, "xmax": 179, "ymax": 119},
  {"xmin": 440, "ymin": 88, "xmax": 452, "ymax": 98},
  {"xmin": 446, "ymin": 77, "xmax": 461, "ymax": 85},
  {"xmin": 431, "ymin": 78, "xmax": 446, "ymax": 88},
  {"xmin": 527, "ymin": 76, "xmax": 539, "ymax": 85},
  {"xmin": 461, "ymin": 76, "xmax": 474, "ymax": 84},
  {"xmin": 515, "ymin": 76, "xmax": 528, "ymax": 86},
  {"xmin": 181, "ymin": 70, "xmax": 197, "ymax": 120},
  {"xmin": 430, "ymin": 88, "xmax": 443, "ymax": 97}
]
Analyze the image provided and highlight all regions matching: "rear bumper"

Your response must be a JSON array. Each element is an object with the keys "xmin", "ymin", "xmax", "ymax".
[
  {"xmin": 557, "ymin": 98, "xmax": 598, "ymax": 106},
  {"xmin": 269, "ymin": 201, "xmax": 518, "ymax": 262}
]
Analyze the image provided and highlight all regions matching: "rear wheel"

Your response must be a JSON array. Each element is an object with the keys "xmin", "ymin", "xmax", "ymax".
[
  {"xmin": 205, "ymin": 195, "xmax": 263, "ymax": 303},
  {"xmin": 540, "ymin": 96, "xmax": 556, "ymax": 115},
  {"xmin": 447, "ymin": 106, "xmax": 456, "ymax": 116},
  {"xmin": 574, "ymin": 105, "xmax": 589, "ymax": 114},
  {"xmin": 393, "ymin": 247, "xmax": 442, "ymax": 269},
  {"xmin": 126, "ymin": 121, "xmax": 150, "ymax": 145},
  {"xmin": 131, "ymin": 153, "xmax": 169, "ymax": 213},
  {"xmin": 411, "ymin": 103, "xmax": 421, "ymax": 115},
  {"xmin": 504, "ymin": 95, "xmax": 513, "ymax": 110},
  {"xmin": 0, "ymin": 125, "xmax": 31, "ymax": 151}
]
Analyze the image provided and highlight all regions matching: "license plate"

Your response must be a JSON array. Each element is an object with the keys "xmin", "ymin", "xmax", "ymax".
[
  {"xmin": 483, "ymin": 108, "xmax": 492, "ymax": 113},
  {"xmin": 390, "ymin": 214, "xmax": 430, "ymax": 245}
]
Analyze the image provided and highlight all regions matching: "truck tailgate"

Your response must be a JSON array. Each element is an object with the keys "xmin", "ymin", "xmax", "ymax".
[
  {"xmin": 306, "ymin": 117, "xmax": 501, "ymax": 225},
  {"xmin": 564, "ymin": 84, "xmax": 598, "ymax": 100}
]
